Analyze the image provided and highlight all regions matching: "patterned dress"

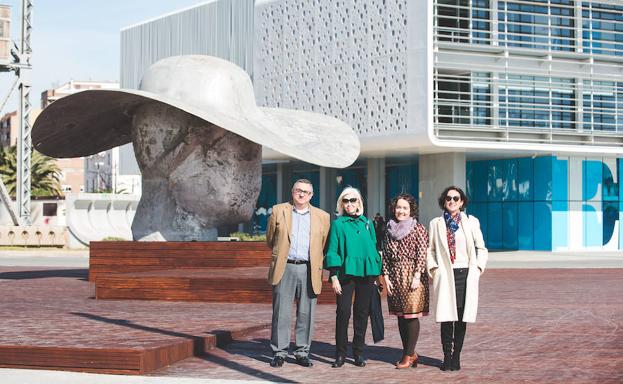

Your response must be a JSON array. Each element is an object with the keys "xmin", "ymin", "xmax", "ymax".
[{"xmin": 382, "ymin": 223, "xmax": 429, "ymax": 318}]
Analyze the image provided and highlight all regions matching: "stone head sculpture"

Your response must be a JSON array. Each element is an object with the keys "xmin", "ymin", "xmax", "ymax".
[{"xmin": 32, "ymin": 55, "xmax": 360, "ymax": 241}]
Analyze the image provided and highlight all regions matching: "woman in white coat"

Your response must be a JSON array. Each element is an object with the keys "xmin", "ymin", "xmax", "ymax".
[{"xmin": 427, "ymin": 186, "xmax": 487, "ymax": 372}]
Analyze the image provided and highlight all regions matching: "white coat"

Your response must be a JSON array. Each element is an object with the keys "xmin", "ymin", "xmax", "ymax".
[{"xmin": 427, "ymin": 212, "xmax": 488, "ymax": 323}]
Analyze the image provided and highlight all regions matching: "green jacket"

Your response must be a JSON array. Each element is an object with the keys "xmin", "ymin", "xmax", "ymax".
[{"xmin": 324, "ymin": 215, "xmax": 382, "ymax": 278}]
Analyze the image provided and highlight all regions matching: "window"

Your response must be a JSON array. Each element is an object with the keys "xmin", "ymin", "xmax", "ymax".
[
  {"xmin": 499, "ymin": 74, "xmax": 575, "ymax": 129},
  {"xmin": 582, "ymin": 2, "xmax": 623, "ymax": 56},
  {"xmin": 498, "ymin": 0, "xmax": 575, "ymax": 51},
  {"xmin": 583, "ymin": 80, "xmax": 623, "ymax": 131},
  {"xmin": 42, "ymin": 203, "xmax": 57, "ymax": 217}
]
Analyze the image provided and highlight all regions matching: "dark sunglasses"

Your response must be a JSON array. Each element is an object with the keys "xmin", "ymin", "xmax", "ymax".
[
  {"xmin": 445, "ymin": 195, "xmax": 461, "ymax": 202},
  {"xmin": 342, "ymin": 198, "xmax": 358, "ymax": 204}
]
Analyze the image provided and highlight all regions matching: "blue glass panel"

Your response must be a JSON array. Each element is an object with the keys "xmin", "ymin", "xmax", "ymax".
[
  {"xmin": 502, "ymin": 202, "xmax": 518, "ymax": 249},
  {"xmin": 488, "ymin": 160, "xmax": 504, "ymax": 202},
  {"xmin": 466, "ymin": 161, "xmax": 475, "ymax": 200},
  {"xmin": 583, "ymin": 202, "xmax": 603, "ymax": 247},
  {"xmin": 385, "ymin": 160, "xmax": 419, "ymax": 205},
  {"xmin": 620, "ymin": 202, "xmax": 623, "ymax": 250},
  {"xmin": 534, "ymin": 156, "xmax": 553, "ymax": 201},
  {"xmin": 552, "ymin": 200, "xmax": 568, "ymax": 250},
  {"xmin": 517, "ymin": 201, "xmax": 534, "ymax": 250},
  {"xmin": 471, "ymin": 161, "xmax": 488, "ymax": 202},
  {"xmin": 552, "ymin": 157, "xmax": 568, "ymax": 201},
  {"xmin": 582, "ymin": 160, "xmax": 602, "ymax": 201},
  {"xmin": 619, "ymin": 158, "xmax": 623, "ymax": 202},
  {"xmin": 602, "ymin": 162, "xmax": 618, "ymax": 201},
  {"xmin": 467, "ymin": 202, "xmax": 488, "ymax": 245},
  {"xmin": 503, "ymin": 159, "xmax": 518, "ymax": 201},
  {"xmin": 487, "ymin": 202, "xmax": 503, "ymax": 249},
  {"xmin": 534, "ymin": 202, "xmax": 552, "ymax": 250},
  {"xmin": 603, "ymin": 201, "xmax": 619, "ymax": 246},
  {"xmin": 517, "ymin": 157, "xmax": 533, "ymax": 201}
]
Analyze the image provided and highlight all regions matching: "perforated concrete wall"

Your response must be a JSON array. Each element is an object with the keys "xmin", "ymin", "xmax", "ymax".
[{"xmin": 254, "ymin": 0, "xmax": 409, "ymax": 137}]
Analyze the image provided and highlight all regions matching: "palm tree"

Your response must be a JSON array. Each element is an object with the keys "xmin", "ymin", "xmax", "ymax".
[{"xmin": 0, "ymin": 145, "xmax": 63, "ymax": 197}]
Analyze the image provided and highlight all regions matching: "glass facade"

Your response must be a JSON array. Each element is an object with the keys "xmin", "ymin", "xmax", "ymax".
[
  {"xmin": 583, "ymin": 80, "xmax": 623, "ymax": 131},
  {"xmin": 498, "ymin": 0, "xmax": 575, "ymax": 51},
  {"xmin": 499, "ymin": 75, "xmax": 575, "ymax": 129},
  {"xmin": 435, "ymin": 1, "xmax": 623, "ymax": 57},
  {"xmin": 582, "ymin": 1, "xmax": 623, "ymax": 56}
]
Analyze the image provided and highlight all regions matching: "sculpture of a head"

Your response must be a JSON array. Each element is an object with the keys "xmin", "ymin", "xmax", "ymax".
[{"xmin": 32, "ymin": 55, "xmax": 360, "ymax": 240}]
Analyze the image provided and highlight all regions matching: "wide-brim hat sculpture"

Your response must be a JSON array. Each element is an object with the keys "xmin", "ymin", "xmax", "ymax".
[
  {"xmin": 32, "ymin": 55, "xmax": 360, "ymax": 241},
  {"xmin": 33, "ymin": 55, "xmax": 359, "ymax": 168}
]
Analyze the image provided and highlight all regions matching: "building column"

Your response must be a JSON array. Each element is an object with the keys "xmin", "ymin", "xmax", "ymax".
[
  {"xmin": 490, "ymin": 0, "xmax": 499, "ymax": 46},
  {"xmin": 418, "ymin": 152, "xmax": 466, "ymax": 225},
  {"xmin": 366, "ymin": 158, "xmax": 386, "ymax": 217},
  {"xmin": 575, "ymin": 1, "xmax": 583, "ymax": 53}
]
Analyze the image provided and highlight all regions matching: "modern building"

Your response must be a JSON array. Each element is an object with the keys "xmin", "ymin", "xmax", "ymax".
[{"xmin": 120, "ymin": 0, "xmax": 623, "ymax": 251}]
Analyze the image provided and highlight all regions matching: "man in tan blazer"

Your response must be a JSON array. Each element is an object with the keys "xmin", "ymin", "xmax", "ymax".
[{"xmin": 266, "ymin": 179, "xmax": 330, "ymax": 368}]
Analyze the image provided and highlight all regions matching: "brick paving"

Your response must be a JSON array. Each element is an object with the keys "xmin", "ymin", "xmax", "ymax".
[{"xmin": 0, "ymin": 266, "xmax": 622, "ymax": 383}]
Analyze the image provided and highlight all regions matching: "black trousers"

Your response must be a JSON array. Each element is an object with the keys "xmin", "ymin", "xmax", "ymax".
[
  {"xmin": 441, "ymin": 268, "xmax": 468, "ymax": 355},
  {"xmin": 335, "ymin": 276, "xmax": 376, "ymax": 357}
]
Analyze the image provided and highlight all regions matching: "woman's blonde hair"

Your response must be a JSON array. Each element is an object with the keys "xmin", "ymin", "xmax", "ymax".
[{"xmin": 335, "ymin": 186, "xmax": 364, "ymax": 216}]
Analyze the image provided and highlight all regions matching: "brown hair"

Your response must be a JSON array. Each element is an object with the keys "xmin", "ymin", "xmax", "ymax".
[
  {"xmin": 437, "ymin": 186, "xmax": 468, "ymax": 211},
  {"xmin": 389, "ymin": 193, "xmax": 419, "ymax": 220}
]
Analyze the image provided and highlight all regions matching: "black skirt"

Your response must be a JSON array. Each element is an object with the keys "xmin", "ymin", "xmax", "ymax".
[{"xmin": 453, "ymin": 268, "xmax": 468, "ymax": 310}]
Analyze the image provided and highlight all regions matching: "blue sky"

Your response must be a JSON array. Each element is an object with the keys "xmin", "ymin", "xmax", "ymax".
[{"xmin": 1, "ymin": 0, "xmax": 206, "ymax": 111}]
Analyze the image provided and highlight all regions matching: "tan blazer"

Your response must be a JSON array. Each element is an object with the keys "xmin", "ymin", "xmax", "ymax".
[{"xmin": 266, "ymin": 202, "xmax": 330, "ymax": 295}]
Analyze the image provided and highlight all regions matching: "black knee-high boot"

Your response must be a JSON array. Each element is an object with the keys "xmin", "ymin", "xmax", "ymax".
[
  {"xmin": 440, "ymin": 322, "xmax": 453, "ymax": 371},
  {"xmin": 452, "ymin": 321, "xmax": 466, "ymax": 371}
]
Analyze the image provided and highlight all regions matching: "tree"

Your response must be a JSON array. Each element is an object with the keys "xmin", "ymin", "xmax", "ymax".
[{"xmin": 0, "ymin": 145, "xmax": 63, "ymax": 198}]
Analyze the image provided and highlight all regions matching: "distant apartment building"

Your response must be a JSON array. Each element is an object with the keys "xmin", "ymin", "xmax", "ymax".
[
  {"xmin": 41, "ymin": 80, "xmax": 120, "ymax": 108},
  {"xmin": 40, "ymin": 80, "xmax": 121, "ymax": 193}
]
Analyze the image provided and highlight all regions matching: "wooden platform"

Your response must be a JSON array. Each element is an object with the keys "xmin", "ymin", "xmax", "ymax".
[
  {"xmin": 95, "ymin": 266, "xmax": 336, "ymax": 304},
  {"xmin": 89, "ymin": 241, "xmax": 271, "ymax": 282},
  {"xmin": 0, "ymin": 266, "xmax": 274, "ymax": 375},
  {"xmin": 90, "ymin": 241, "xmax": 337, "ymax": 304}
]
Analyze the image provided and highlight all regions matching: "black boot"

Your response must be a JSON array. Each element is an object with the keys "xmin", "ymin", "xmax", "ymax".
[
  {"xmin": 332, "ymin": 355, "xmax": 345, "ymax": 368},
  {"xmin": 440, "ymin": 322, "xmax": 453, "ymax": 371},
  {"xmin": 451, "ymin": 321, "xmax": 466, "ymax": 371}
]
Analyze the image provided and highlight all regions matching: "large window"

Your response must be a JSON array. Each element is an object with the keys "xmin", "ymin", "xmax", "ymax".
[
  {"xmin": 582, "ymin": 2, "xmax": 623, "ymax": 57},
  {"xmin": 436, "ymin": 0, "xmax": 491, "ymax": 44},
  {"xmin": 583, "ymin": 80, "xmax": 623, "ymax": 131},
  {"xmin": 499, "ymin": 75, "xmax": 575, "ymax": 129},
  {"xmin": 435, "ymin": 71, "xmax": 492, "ymax": 126},
  {"xmin": 498, "ymin": 0, "xmax": 575, "ymax": 51}
]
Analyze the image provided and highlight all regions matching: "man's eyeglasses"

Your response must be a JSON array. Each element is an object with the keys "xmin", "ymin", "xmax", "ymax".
[
  {"xmin": 293, "ymin": 188, "xmax": 312, "ymax": 196},
  {"xmin": 445, "ymin": 195, "xmax": 461, "ymax": 202},
  {"xmin": 342, "ymin": 198, "xmax": 358, "ymax": 204}
]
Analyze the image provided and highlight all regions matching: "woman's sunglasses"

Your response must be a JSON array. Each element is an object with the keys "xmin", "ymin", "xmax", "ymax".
[
  {"xmin": 445, "ymin": 195, "xmax": 461, "ymax": 202},
  {"xmin": 342, "ymin": 198, "xmax": 358, "ymax": 204}
]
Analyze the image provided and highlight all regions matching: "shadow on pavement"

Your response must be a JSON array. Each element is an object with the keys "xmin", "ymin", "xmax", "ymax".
[{"xmin": 0, "ymin": 269, "xmax": 88, "ymax": 281}]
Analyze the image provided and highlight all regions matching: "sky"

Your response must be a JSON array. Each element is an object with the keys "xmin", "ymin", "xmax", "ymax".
[{"xmin": 1, "ymin": 0, "xmax": 207, "ymax": 112}]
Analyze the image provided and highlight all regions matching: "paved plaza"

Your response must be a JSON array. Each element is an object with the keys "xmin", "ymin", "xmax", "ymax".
[{"xmin": 0, "ymin": 249, "xmax": 621, "ymax": 383}]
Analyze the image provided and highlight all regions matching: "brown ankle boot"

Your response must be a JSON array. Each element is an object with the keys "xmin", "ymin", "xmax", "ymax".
[{"xmin": 396, "ymin": 353, "xmax": 418, "ymax": 369}]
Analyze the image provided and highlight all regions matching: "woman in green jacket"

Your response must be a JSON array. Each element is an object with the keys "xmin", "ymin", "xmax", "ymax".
[{"xmin": 324, "ymin": 186, "xmax": 382, "ymax": 368}]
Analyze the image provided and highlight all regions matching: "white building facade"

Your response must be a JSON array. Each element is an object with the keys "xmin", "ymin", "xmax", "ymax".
[{"xmin": 121, "ymin": 0, "xmax": 623, "ymax": 251}]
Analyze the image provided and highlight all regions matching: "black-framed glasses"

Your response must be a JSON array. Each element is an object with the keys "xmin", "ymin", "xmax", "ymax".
[
  {"xmin": 342, "ymin": 198, "xmax": 358, "ymax": 204},
  {"xmin": 445, "ymin": 195, "xmax": 461, "ymax": 202},
  {"xmin": 294, "ymin": 188, "xmax": 312, "ymax": 196}
]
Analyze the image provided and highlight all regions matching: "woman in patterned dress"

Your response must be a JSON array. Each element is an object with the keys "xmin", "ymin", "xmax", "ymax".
[{"xmin": 381, "ymin": 193, "xmax": 429, "ymax": 369}]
